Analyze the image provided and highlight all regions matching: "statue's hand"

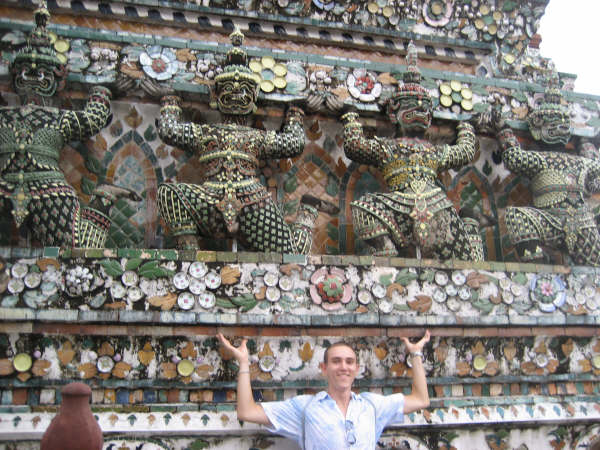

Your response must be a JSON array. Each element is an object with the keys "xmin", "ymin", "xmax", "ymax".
[
  {"xmin": 89, "ymin": 85, "xmax": 112, "ymax": 100},
  {"xmin": 160, "ymin": 95, "xmax": 183, "ymax": 109},
  {"xmin": 472, "ymin": 102, "xmax": 506, "ymax": 135},
  {"xmin": 140, "ymin": 78, "xmax": 176, "ymax": 99},
  {"xmin": 340, "ymin": 103, "xmax": 360, "ymax": 125}
]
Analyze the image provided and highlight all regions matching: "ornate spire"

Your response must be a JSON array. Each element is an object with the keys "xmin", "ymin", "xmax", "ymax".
[{"xmin": 403, "ymin": 40, "xmax": 422, "ymax": 85}]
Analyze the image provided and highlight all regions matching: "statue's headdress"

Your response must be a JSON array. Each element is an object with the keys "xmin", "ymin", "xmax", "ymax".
[
  {"xmin": 212, "ymin": 27, "xmax": 260, "ymax": 115},
  {"xmin": 385, "ymin": 41, "xmax": 432, "ymax": 123},
  {"xmin": 527, "ymin": 71, "xmax": 571, "ymax": 145},
  {"xmin": 10, "ymin": 1, "xmax": 67, "ymax": 96}
]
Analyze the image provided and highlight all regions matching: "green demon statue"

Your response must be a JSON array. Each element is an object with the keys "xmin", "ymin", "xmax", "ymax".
[
  {"xmin": 341, "ymin": 42, "xmax": 481, "ymax": 260},
  {"xmin": 0, "ymin": 3, "xmax": 138, "ymax": 247},
  {"xmin": 157, "ymin": 29, "xmax": 336, "ymax": 251},
  {"xmin": 493, "ymin": 76, "xmax": 600, "ymax": 266}
]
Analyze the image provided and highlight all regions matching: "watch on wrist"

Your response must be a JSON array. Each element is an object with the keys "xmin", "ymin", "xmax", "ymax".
[{"xmin": 410, "ymin": 351, "xmax": 424, "ymax": 360}]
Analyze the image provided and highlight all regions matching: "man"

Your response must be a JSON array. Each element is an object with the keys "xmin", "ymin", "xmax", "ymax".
[{"xmin": 217, "ymin": 330, "xmax": 430, "ymax": 449}]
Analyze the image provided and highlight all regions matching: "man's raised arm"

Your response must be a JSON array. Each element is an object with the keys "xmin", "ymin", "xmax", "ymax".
[
  {"xmin": 400, "ymin": 330, "xmax": 431, "ymax": 414},
  {"xmin": 217, "ymin": 333, "xmax": 272, "ymax": 426}
]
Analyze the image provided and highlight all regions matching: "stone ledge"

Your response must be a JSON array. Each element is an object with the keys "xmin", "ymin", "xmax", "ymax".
[
  {"xmin": 1, "ymin": 399, "xmax": 598, "ymax": 439},
  {"xmin": 2, "ymin": 309, "xmax": 600, "ymax": 328}
]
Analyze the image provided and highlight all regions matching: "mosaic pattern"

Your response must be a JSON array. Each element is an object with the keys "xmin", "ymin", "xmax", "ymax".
[
  {"xmin": 2, "ymin": 251, "xmax": 600, "ymax": 317},
  {"xmin": 2, "ymin": 333, "xmax": 600, "ymax": 383}
]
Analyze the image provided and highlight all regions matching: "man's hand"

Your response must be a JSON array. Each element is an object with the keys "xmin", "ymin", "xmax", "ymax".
[
  {"xmin": 401, "ymin": 330, "xmax": 430, "ymax": 414},
  {"xmin": 217, "ymin": 333, "xmax": 250, "ymax": 365},
  {"xmin": 217, "ymin": 333, "xmax": 271, "ymax": 426},
  {"xmin": 401, "ymin": 330, "xmax": 430, "ymax": 354}
]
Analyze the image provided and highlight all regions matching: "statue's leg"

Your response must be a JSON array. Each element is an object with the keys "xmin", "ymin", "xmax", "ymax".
[
  {"xmin": 505, "ymin": 206, "xmax": 559, "ymax": 263},
  {"xmin": 238, "ymin": 200, "xmax": 297, "ymax": 253},
  {"xmin": 158, "ymin": 183, "xmax": 226, "ymax": 249},
  {"xmin": 428, "ymin": 208, "xmax": 478, "ymax": 261},
  {"xmin": 350, "ymin": 196, "xmax": 405, "ymax": 256},
  {"xmin": 289, "ymin": 194, "xmax": 340, "ymax": 254},
  {"xmin": 27, "ymin": 186, "xmax": 80, "ymax": 247},
  {"xmin": 461, "ymin": 217, "xmax": 484, "ymax": 261},
  {"xmin": 291, "ymin": 203, "xmax": 318, "ymax": 254},
  {"xmin": 158, "ymin": 183, "xmax": 199, "ymax": 249},
  {"xmin": 75, "ymin": 184, "xmax": 142, "ymax": 248},
  {"xmin": 566, "ymin": 219, "xmax": 600, "ymax": 267}
]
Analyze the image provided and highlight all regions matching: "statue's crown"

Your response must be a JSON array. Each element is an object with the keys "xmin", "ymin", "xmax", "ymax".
[
  {"xmin": 528, "ymin": 71, "xmax": 570, "ymax": 126},
  {"xmin": 214, "ymin": 27, "xmax": 259, "ymax": 87},
  {"xmin": 11, "ymin": 1, "xmax": 64, "ymax": 71},
  {"xmin": 390, "ymin": 41, "xmax": 430, "ymax": 104}
]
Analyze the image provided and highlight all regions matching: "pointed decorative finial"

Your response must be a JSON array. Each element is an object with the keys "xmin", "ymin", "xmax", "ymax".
[
  {"xmin": 229, "ymin": 25, "xmax": 244, "ymax": 47},
  {"xmin": 403, "ymin": 40, "xmax": 422, "ymax": 85},
  {"xmin": 34, "ymin": 0, "xmax": 50, "ymax": 31}
]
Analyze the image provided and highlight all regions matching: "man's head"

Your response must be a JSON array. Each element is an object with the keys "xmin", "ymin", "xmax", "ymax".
[{"xmin": 320, "ymin": 342, "xmax": 359, "ymax": 392}]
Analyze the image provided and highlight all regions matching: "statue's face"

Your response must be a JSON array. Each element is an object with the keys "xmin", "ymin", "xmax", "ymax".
[
  {"xmin": 396, "ymin": 95, "xmax": 432, "ymax": 132},
  {"xmin": 216, "ymin": 78, "xmax": 258, "ymax": 115},
  {"xmin": 12, "ymin": 61, "xmax": 60, "ymax": 100},
  {"xmin": 529, "ymin": 111, "xmax": 571, "ymax": 146}
]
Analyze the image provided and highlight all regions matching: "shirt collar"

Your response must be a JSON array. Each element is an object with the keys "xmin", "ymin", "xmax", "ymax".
[{"xmin": 316, "ymin": 390, "xmax": 360, "ymax": 402}]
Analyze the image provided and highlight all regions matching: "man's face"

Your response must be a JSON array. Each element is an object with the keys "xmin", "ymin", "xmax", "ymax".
[{"xmin": 320, "ymin": 345, "xmax": 358, "ymax": 391}]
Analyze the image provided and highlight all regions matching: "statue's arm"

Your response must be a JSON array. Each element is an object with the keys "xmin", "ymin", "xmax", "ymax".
[
  {"xmin": 59, "ymin": 86, "xmax": 112, "ymax": 142},
  {"xmin": 579, "ymin": 142, "xmax": 600, "ymax": 194},
  {"xmin": 341, "ymin": 112, "xmax": 384, "ymax": 166},
  {"xmin": 156, "ymin": 96, "xmax": 203, "ymax": 153},
  {"xmin": 496, "ymin": 127, "xmax": 546, "ymax": 178},
  {"xmin": 261, "ymin": 106, "xmax": 305, "ymax": 159},
  {"xmin": 438, "ymin": 122, "xmax": 476, "ymax": 170}
]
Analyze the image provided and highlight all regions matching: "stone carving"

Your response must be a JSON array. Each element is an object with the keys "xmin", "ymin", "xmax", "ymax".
[
  {"xmin": 157, "ymin": 28, "xmax": 336, "ymax": 251},
  {"xmin": 493, "ymin": 76, "xmax": 600, "ymax": 266},
  {"xmin": 341, "ymin": 42, "xmax": 480, "ymax": 260},
  {"xmin": 0, "ymin": 3, "xmax": 138, "ymax": 247}
]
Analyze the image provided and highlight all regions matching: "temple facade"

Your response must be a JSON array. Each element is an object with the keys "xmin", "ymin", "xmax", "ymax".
[{"xmin": 0, "ymin": 0, "xmax": 599, "ymax": 448}]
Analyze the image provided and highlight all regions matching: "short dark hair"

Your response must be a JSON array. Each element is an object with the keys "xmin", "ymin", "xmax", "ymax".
[
  {"xmin": 590, "ymin": 438, "xmax": 600, "ymax": 450},
  {"xmin": 323, "ymin": 341, "xmax": 356, "ymax": 363}
]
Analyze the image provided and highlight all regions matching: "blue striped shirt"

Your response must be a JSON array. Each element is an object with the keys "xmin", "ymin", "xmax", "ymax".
[{"xmin": 261, "ymin": 391, "xmax": 405, "ymax": 450}]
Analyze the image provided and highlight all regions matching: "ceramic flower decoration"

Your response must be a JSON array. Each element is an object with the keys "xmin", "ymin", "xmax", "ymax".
[
  {"xmin": 140, "ymin": 46, "xmax": 179, "ymax": 81},
  {"xmin": 309, "ymin": 267, "xmax": 352, "ymax": 311}
]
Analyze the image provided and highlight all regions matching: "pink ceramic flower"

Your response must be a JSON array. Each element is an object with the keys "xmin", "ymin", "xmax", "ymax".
[{"xmin": 309, "ymin": 267, "xmax": 353, "ymax": 311}]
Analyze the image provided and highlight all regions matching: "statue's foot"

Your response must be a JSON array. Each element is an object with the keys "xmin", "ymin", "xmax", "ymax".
[
  {"xmin": 176, "ymin": 234, "xmax": 199, "ymax": 250},
  {"xmin": 301, "ymin": 194, "xmax": 340, "ymax": 215},
  {"xmin": 459, "ymin": 207, "xmax": 496, "ymax": 229},
  {"xmin": 95, "ymin": 184, "xmax": 142, "ymax": 202}
]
